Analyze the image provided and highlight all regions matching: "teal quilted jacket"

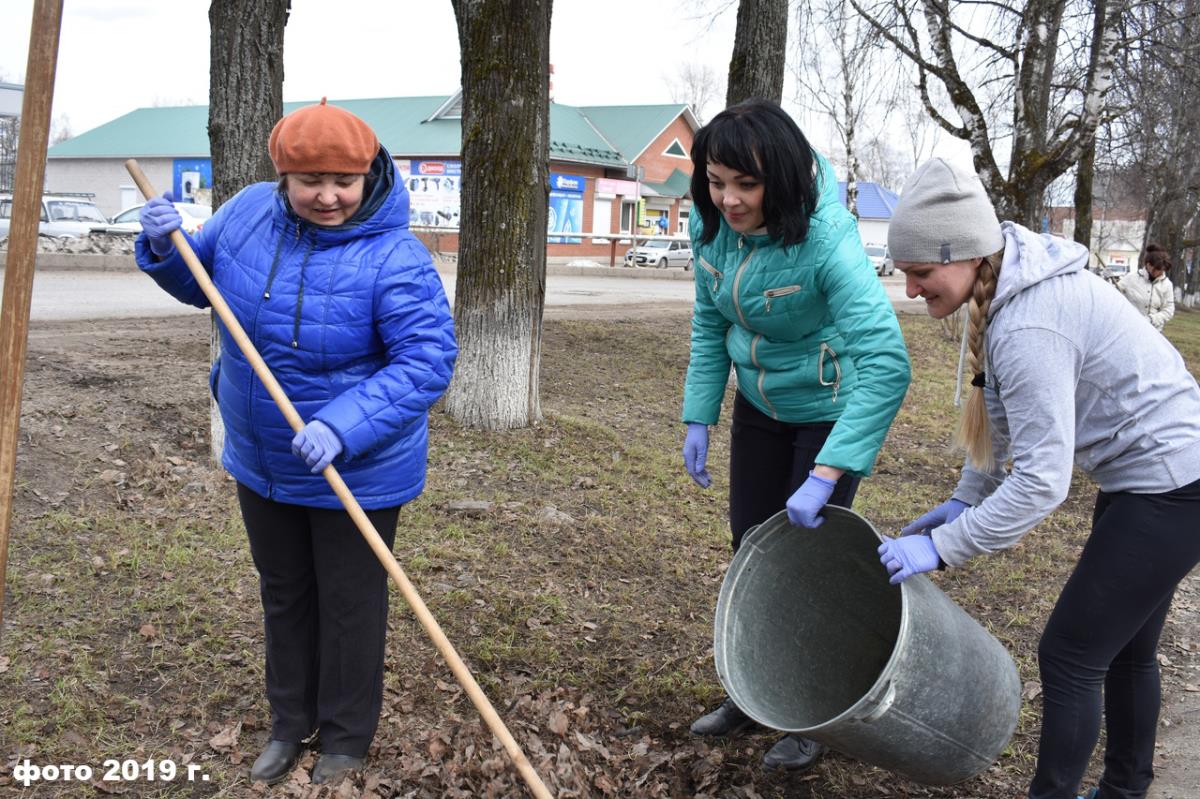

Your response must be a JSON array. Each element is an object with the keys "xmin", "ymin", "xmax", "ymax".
[{"xmin": 681, "ymin": 154, "xmax": 911, "ymax": 476}]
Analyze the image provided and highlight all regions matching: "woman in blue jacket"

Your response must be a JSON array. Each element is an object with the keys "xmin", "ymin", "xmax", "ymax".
[
  {"xmin": 136, "ymin": 99, "xmax": 457, "ymax": 786},
  {"xmin": 681, "ymin": 99, "xmax": 911, "ymax": 771}
]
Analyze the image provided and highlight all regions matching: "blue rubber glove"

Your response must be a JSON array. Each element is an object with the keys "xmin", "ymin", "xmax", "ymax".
[
  {"xmin": 878, "ymin": 535, "xmax": 941, "ymax": 584},
  {"xmin": 291, "ymin": 420, "xmax": 343, "ymax": 473},
  {"xmin": 901, "ymin": 498, "xmax": 970, "ymax": 536},
  {"xmin": 140, "ymin": 193, "xmax": 183, "ymax": 257},
  {"xmin": 786, "ymin": 471, "xmax": 836, "ymax": 528},
  {"xmin": 682, "ymin": 423, "xmax": 711, "ymax": 488}
]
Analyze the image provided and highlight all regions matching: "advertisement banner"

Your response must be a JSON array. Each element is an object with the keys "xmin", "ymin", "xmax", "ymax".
[
  {"xmin": 548, "ymin": 172, "xmax": 585, "ymax": 244},
  {"xmin": 172, "ymin": 159, "xmax": 212, "ymax": 205},
  {"xmin": 398, "ymin": 159, "xmax": 461, "ymax": 228}
]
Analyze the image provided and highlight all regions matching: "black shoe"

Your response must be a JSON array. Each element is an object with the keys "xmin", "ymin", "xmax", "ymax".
[
  {"xmin": 690, "ymin": 696, "xmax": 760, "ymax": 737},
  {"xmin": 249, "ymin": 740, "xmax": 301, "ymax": 784},
  {"xmin": 762, "ymin": 734, "xmax": 826, "ymax": 771},
  {"xmin": 311, "ymin": 753, "xmax": 364, "ymax": 785}
]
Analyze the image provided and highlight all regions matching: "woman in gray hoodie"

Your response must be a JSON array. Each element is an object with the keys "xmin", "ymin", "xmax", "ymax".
[{"xmin": 876, "ymin": 158, "xmax": 1200, "ymax": 799}]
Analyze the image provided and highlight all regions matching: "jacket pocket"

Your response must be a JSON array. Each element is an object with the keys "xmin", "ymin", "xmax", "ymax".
[
  {"xmin": 818, "ymin": 342, "xmax": 842, "ymax": 403},
  {"xmin": 763, "ymin": 284, "xmax": 803, "ymax": 313},
  {"xmin": 698, "ymin": 256, "xmax": 723, "ymax": 292}
]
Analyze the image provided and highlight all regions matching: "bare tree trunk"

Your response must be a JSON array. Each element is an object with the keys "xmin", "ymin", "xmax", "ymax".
[
  {"xmin": 1073, "ymin": 137, "xmax": 1096, "ymax": 250},
  {"xmin": 447, "ymin": 0, "xmax": 551, "ymax": 430},
  {"xmin": 207, "ymin": 0, "xmax": 289, "ymax": 461},
  {"xmin": 726, "ymin": 0, "xmax": 788, "ymax": 106}
]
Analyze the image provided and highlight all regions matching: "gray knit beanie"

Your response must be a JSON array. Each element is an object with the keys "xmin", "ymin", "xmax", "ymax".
[{"xmin": 887, "ymin": 158, "xmax": 1003, "ymax": 264}]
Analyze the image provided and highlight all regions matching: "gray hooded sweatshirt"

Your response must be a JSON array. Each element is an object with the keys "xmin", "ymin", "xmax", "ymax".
[{"xmin": 932, "ymin": 222, "xmax": 1200, "ymax": 568}]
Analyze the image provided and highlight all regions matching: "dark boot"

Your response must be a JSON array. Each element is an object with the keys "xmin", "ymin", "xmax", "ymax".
[
  {"xmin": 249, "ymin": 740, "xmax": 301, "ymax": 784},
  {"xmin": 311, "ymin": 753, "xmax": 364, "ymax": 785},
  {"xmin": 689, "ymin": 696, "xmax": 760, "ymax": 737},
  {"xmin": 762, "ymin": 734, "xmax": 825, "ymax": 771}
]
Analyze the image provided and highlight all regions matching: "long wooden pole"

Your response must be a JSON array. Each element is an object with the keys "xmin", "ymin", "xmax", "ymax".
[
  {"xmin": 0, "ymin": 0, "xmax": 65, "ymax": 637},
  {"xmin": 124, "ymin": 161, "xmax": 553, "ymax": 799}
]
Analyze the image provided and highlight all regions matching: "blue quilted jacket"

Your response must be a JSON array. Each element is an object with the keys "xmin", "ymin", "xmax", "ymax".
[{"xmin": 135, "ymin": 150, "xmax": 457, "ymax": 509}]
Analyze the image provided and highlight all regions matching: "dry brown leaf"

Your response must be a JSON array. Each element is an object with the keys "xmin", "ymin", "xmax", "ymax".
[
  {"xmin": 547, "ymin": 709, "xmax": 570, "ymax": 735},
  {"xmin": 208, "ymin": 721, "xmax": 241, "ymax": 752}
]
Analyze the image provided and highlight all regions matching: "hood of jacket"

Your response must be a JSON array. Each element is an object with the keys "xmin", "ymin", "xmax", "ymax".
[{"xmin": 991, "ymin": 222, "xmax": 1090, "ymax": 317}]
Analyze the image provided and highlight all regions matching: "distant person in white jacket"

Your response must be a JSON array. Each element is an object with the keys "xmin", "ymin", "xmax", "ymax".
[
  {"xmin": 876, "ymin": 158, "xmax": 1200, "ymax": 799},
  {"xmin": 1116, "ymin": 243, "xmax": 1175, "ymax": 331}
]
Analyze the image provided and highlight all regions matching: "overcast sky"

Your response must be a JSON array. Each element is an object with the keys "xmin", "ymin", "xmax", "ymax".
[
  {"xmin": 1, "ymin": 0, "xmax": 970, "ymax": 174},
  {"xmin": 1, "ymin": 1, "xmax": 737, "ymax": 133}
]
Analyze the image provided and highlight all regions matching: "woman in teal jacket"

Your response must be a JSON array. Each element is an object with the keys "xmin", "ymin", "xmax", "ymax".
[{"xmin": 682, "ymin": 99, "xmax": 911, "ymax": 771}]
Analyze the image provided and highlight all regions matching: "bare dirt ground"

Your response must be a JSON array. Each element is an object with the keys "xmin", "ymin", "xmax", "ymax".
[{"xmin": 1, "ymin": 308, "xmax": 1198, "ymax": 798}]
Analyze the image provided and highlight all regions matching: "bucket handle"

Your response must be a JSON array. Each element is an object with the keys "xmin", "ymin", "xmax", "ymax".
[{"xmin": 861, "ymin": 681, "xmax": 896, "ymax": 723}]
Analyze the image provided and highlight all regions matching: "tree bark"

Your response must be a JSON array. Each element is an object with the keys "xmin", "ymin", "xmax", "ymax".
[
  {"xmin": 1073, "ymin": 135, "xmax": 1096, "ymax": 251},
  {"xmin": 447, "ymin": 0, "xmax": 551, "ymax": 430},
  {"xmin": 207, "ymin": 0, "xmax": 289, "ymax": 461},
  {"xmin": 726, "ymin": 0, "xmax": 788, "ymax": 106}
]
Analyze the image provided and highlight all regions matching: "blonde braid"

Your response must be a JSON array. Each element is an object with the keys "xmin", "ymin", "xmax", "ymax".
[{"xmin": 955, "ymin": 251, "xmax": 1003, "ymax": 468}]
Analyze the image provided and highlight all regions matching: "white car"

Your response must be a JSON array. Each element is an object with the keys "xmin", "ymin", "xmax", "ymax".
[
  {"xmin": 624, "ymin": 238, "xmax": 693, "ymax": 269},
  {"xmin": 91, "ymin": 202, "xmax": 213, "ymax": 236},
  {"xmin": 0, "ymin": 192, "xmax": 109, "ymax": 239},
  {"xmin": 865, "ymin": 243, "xmax": 893, "ymax": 276}
]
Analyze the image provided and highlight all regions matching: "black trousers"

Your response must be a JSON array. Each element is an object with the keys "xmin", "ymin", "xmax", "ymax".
[
  {"xmin": 237, "ymin": 483, "xmax": 400, "ymax": 757},
  {"xmin": 1029, "ymin": 476, "xmax": 1200, "ymax": 799},
  {"xmin": 728, "ymin": 391, "xmax": 861, "ymax": 551}
]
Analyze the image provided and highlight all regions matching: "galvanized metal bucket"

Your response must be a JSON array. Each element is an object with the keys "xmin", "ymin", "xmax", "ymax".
[{"xmin": 713, "ymin": 506, "xmax": 1021, "ymax": 785}]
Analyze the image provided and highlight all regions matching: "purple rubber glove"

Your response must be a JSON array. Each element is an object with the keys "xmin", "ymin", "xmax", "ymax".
[
  {"xmin": 901, "ymin": 498, "xmax": 969, "ymax": 536},
  {"xmin": 786, "ymin": 471, "xmax": 836, "ymax": 528},
  {"xmin": 140, "ymin": 193, "xmax": 182, "ymax": 257},
  {"xmin": 291, "ymin": 420, "xmax": 343, "ymax": 473},
  {"xmin": 878, "ymin": 535, "xmax": 941, "ymax": 584},
  {"xmin": 682, "ymin": 422, "xmax": 711, "ymax": 488}
]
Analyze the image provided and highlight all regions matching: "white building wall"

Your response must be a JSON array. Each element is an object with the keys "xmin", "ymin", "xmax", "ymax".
[
  {"xmin": 44, "ymin": 157, "xmax": 176, "ymax": 217},
  {"xmin": 857, "ymin": 218, "xmax": 889, "ymax": 249}
]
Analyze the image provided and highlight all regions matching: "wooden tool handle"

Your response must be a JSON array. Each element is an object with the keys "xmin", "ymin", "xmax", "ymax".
[{"xmin": 125, "ymin": 160, "xmax": 554, "ymax": 799}]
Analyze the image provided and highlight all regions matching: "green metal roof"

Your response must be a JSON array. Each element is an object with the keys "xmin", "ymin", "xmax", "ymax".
[
  {"xmin": 644, "ymin": 168, "xmax": 692, "ymax": 198},
  {"xmin": 578, "ymin": 104, "xmax": 691, "ymax": 161},
  {"xmin": 47, "ymin": 95, "xmax": 691, "ymax": 170}
]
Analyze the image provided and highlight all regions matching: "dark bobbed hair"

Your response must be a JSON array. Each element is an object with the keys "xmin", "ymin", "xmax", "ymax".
[
  {"xmin": 689, "ymin": 98, "xmax": 819, "ymax": 248},
  {"xmin": 1144, "ymin": 242, "xmax": 1171, "ymax": 272}
]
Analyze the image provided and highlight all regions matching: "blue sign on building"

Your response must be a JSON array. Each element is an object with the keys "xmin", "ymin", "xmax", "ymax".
[
  {"xmin": 172, "ymin": 159, "xmax": 212, "ymax": 204},
  {"xmin": 549, "ymin": 173, "xmax": 585, "ymax": 244}
]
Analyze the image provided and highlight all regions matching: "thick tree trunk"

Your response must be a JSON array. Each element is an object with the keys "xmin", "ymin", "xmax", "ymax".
[
  {"xmin": 726, "ymin": 0, "xmax": 788, "ymax": 106},
  {"xmin": 447, "ymin": 0, "xmax": 550, "ymax": 430},
  {"xmin": 207, "ymin": 0, "xmax": 289, "ymax": 461}
]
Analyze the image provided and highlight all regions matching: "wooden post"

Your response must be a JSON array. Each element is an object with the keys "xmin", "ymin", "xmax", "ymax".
[{"xmin": 0, "ymin": 0, "xmax": 65, "ymax": 636}]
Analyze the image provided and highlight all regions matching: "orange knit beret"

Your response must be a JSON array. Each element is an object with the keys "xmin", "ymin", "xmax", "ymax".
[{"xmin": 268, "ymin": 97, "xmax": 379, "ymax": 175}]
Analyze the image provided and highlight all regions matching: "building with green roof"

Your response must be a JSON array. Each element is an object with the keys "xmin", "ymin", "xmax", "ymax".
[{"xmin": 45, "ymin": 93, "xmax": 699, "ymax": 260}]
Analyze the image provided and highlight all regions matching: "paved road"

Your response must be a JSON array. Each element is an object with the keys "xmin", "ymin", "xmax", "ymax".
[{"xmin": 3, "ymin": 267, "xmax": 921, "ymax": 321}]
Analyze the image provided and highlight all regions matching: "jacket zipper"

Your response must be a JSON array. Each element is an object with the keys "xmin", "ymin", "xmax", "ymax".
[
  {"xmin": 698, "ymin": 256, "xmax": 723, "ymax": 293},
  {"xmin": 818, "ymin": 342, "xmax": 842, "ymax": 403},
  {"xmin": 763, "ymin": 285, "xmax": 802, "ymax": 313},
  {"xmin": 250, "ymin": 222, "xmax": 303, "ymax": 497},
  {"xmin": 730, "ymin": 245, "xmax": 757, "ymax": 328},
  {"xmin": 750, "ymin": 334, "xmax": 778, "ymax": 418}
]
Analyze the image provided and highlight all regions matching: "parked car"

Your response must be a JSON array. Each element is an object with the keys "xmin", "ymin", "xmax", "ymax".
[
  {"xmin": 1101, "ymin": 263, "xmax": 1130, "ymax": 283},
  {"xmin": 865, "ymin": 243, "xmax": 893, "ymax": 276},
  {"xmin": 0, "ymin": 192, "xmax": 108, "ymax": 239},
  {"xmin": 91, "ymin": 201, "xmax": 213, "ymax": 236},
  {"xmin": 624, "ymin": 238, "xmax": 693, "ymax": 269}
]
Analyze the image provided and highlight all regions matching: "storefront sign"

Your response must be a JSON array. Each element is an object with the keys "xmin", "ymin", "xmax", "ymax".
[
  {"xmin": 398, "ymin": 159, "xmax": 462, "ymax": 228},
  {"xmin": 549, "ymin": 172, "xmax": 585, "ymax": 244},
  {"xmin": 596, "ymin": 178, "xmax": 638, "ymax": 196}
]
